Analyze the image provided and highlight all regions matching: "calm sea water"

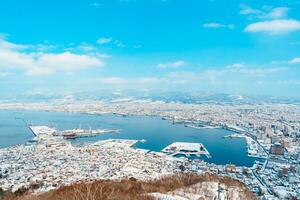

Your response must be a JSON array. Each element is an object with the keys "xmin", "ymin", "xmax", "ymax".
[{"xmin": 0, "ymin": 110, "xmax": 258, "ymax": 167}]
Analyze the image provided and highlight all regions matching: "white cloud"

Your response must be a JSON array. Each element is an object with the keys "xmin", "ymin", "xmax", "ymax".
[
  {"xmin": 93, "ymin": 53, "xmax": 111, "ymax": 59},
  {"xmin": 0, "ymin": 38, "xmax": 105, "ymax": 75},
  {"xmin": 32, "ymin": 52, "xmax": 104, "ymax": 74},
  {"xmin": 76, "ymin": 43, "xmax": 97, "ymax": 52},
  {"xmin": 97, "ymin": 37, "xmax": 139, "ymax": 49},
  {"xmin": 99, "ymin": 69, "xmax": 241, "ymax": 88},
  {"xmin": 114, "ymin": 40, "xmax": 126, "ymax": 47},
  {"xmin": 96, "ymin": 63, "xmax": 290, "ymax": 90},
  {"xmin": 100, "ymin": 64, "xmax": 288, "ymax": 89},
  {"xmin": 203, "ymin": 23, "xmax": 234, "ymax": 29},
  {"xmin": 97, "ymin": 37, "xmax": 112, "ymax": 44},
  {"xmin": 245, "ymin": 19, "xmax": 300, "ymax": 34},
  {"xmin": 205, "ymin": 65, "xmax": 288, "ymax": 78},
  {"xmin": 156, "ymin": 60, "xmax": 187, "ymax": 69},
  {"xmin": 264, "ymin": 7, "xmax": 289, "ymax": 19},
  {"xmin": 98, "ymin": 77, "xmax": 164, "ymax": 86},
  {"xmin": 166, "ymin": 71, "xmax": 196, "ymax": 78},
  {"xmin": 240, "ymin": 4, "xmax": 262, "ymax": 15},
  {"xmin": 138, "ymin": 77, "xmax": 162, "ymax": 84},
  {"xmin": 166, "ymin": 72, "xmax": 198, "ymax": 85},
  {"xmin": 0, "ymin": 38, "xmax": 28, "ymax": 50},
  {"xmin": 226, "ymin": 63, "xmax": 246, "ymax": 69},
  {"xmin": 98, "ymin": 74, "xmax": 199, "ymax": 88},
  {"xmin": 240, "ymin": 5, "xmax": 289, "ymax": 19},
  {"xmin": 31, "ymin": 43, "xmax": 58, "ymax": 52},
  {"xmin": 240, "ymin": 67, "xmax": 288, "ymax": 76},
  {"xmin": 98, "ymin": 77, "xmax": 124, "ymax": 84},
  {"xmin": 67, "ymin": 43, "xmax": 112, "ymax": 58},
  {"xmin": 289, "ymin": 57, "xmax": 300, "ymax": 64}
]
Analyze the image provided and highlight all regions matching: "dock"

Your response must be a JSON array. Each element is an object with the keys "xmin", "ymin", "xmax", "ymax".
[
  {"xmin": 93, "ymin": 139, "xmax": 139, "ymax": 148},
  {"xmin": 162, "ymin": 142, "xmax": 211, "ymax": 159},
  {"xmin": 28, "ymin": 125, "xmax": 57, "ymax": 137},
  {"xmin": 185, "ymin": 124, "xmax": 219, "ymax": 130},
  {"xmin": 60, "ymin": 128, "xmax": 120, "ymax": 139},
  {"xmin": 27, "ymin": 125, "xmax": 120, "ymax": 140}
]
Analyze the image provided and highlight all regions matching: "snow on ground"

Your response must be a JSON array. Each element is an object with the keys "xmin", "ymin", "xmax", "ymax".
[{"xmin": 151, "ymin": 181, "xmax": 244, "ymax": 200}]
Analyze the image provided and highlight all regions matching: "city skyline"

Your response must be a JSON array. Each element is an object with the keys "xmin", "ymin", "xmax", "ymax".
[{"xmin": 0, "ymin": 0, "xmax": 300, "ymax": 98}]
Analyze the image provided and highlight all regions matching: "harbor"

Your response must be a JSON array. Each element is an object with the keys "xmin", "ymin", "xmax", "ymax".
[{"xmin": 0, "ymin": 110, "xmax": 257, "ymax": 167}]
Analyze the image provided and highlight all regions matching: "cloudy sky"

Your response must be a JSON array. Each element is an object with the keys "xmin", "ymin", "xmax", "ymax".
[{"xmin": 0, "ymin": 0, "xmax": 300, "ymax": 98}]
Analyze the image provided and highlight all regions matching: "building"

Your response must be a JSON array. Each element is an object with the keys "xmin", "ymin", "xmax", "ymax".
[
  {"xmin": 270, "ymin": 143, "xmax": 285, "ymax": 155},
  {"xmin": 225, "ymin": 164, "xmax": 236, "ymax": 173}
]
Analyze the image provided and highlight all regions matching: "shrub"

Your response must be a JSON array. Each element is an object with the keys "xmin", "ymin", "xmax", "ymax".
[{"xmin": 1, "ymin": 173, "xmax": 258, "ymax": 200}]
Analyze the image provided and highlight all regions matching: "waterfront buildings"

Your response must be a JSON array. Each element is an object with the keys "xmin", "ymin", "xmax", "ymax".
[{"xmin": 0, "ymin": 99, "xmax": 299, "ymax": 199}]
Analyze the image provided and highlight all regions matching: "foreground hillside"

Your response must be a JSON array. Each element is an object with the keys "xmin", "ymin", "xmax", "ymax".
[{"xmin": 1, "ymin": 173, "xmax": 257, "ymax": 200}]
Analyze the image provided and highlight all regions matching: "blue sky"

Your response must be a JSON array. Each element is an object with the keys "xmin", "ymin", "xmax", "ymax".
[{"xmin": 0, "ymin": 0, "xmax": 300, "ymax": 98}]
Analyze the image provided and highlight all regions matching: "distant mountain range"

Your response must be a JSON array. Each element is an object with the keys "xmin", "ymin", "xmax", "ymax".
[{"xmin": 0, "ymin": 90, "xmax": 299, "ymax": 105}]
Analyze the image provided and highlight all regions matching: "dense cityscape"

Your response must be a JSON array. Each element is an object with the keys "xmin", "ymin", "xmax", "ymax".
[{"xmin": 0, "ymin": 99, "xmax": 299, "ymax": 199}]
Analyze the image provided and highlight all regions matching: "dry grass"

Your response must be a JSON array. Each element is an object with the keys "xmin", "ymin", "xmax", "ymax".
[{"xmin": 1, "ymin": 173, "xmax": 258, "ymax": 200}]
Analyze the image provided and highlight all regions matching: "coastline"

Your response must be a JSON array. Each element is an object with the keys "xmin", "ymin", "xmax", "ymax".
[
  {"xmin": 0, "ymin": 108, "xmax": 257, "ymax": 167},
  {"xmin": 0, "ymin": 106, "xmax": 265, "ymax": 161}
]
